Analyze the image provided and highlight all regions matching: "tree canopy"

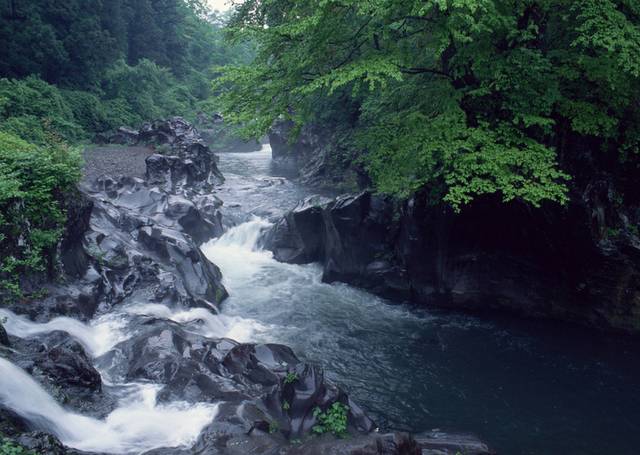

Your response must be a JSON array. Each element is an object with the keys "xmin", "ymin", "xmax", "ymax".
[
  {"xmin": 0, "ymin": 0, "xmax": 250, "ymax": 89},
  {"xmin": 215, "ymin": 0, "xmax": 640, "ymax": 209},
  {"xmin": 0, "ymin": 0, "xmax": 253, "ymax": 140}
]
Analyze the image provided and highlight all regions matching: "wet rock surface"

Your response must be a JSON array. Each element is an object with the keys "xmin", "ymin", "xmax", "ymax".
[
  {"xmin": 6, "ymin": 119, "xmax": 227, "ymax": 323},
  {"xmin": 0, "ymin": 118, "xmax": 491, "ymax": 455},
  {"xmin": 264, "ymin": 189, "xmax": 640, "ymax": 332},
  {"xmin": 94, "ymin": 317, "xmax": 378, "ymax": 446},
  {"xmin": 11, "ymin": 332, "xmax": 102, "ymax": 393},
  {"xmin": 269, "ymin": 120, "xmax": 366, "ymax": 191},
  {"xmin": 0, "ymin": 322, "xmax": 8, "ymax": 346}
]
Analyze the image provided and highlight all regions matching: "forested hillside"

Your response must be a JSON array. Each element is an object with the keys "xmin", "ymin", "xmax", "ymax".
[
  {"xmin": 0, "ymin": 0, "xmax": 251, "ymax": 142},
  {"xmin": 216, "ymin": 0, "xmax": 640, "ymax": 210},
  {"xmin": 0, "ymin": 0, "xmax": 247, "ymax": 298}
]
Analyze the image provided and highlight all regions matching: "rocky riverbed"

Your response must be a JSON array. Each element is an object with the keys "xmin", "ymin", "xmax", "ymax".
[{"xmin": 0, "ymin": 118, "xmax": 491, "ymax": 455}]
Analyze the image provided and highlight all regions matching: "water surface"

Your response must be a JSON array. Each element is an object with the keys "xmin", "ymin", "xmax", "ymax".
[{"xmin": 203, "ymin": 145, "xmax": 640, "ymax": 455}]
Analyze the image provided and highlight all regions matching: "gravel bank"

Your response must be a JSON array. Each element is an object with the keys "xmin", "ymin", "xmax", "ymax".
[{"xmin": 82, "ymin": 145, "xmax": 154, "ymax": 184}]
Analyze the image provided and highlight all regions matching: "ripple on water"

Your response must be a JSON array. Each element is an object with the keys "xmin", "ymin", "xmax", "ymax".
[{"xmin": 200, "ymin": 148, "xmax": 640, "ymax": 455}]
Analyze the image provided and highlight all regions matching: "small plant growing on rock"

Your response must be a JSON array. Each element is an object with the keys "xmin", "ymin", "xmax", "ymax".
[
  {"xmin": 282, "ymin": 400, "xmax": 290, "ymax": 411},
  {"xmin": 0, "ymin": 437, "xmax": 34, "ymax": 455},
  {"xmin": 312, "ymin": 402, "xmax": 349, "ymax": 438},
  {"xmin": 284, "ymin": 371, "xmax": 298, "ymax": 384},
  {"xmin": 268, "ymin": 421, "xmax": 279, "ymax": 434}
]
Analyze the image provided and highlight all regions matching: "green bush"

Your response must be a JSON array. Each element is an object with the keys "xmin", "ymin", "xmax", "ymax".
[
  {"xmin": 0, "ymin": 437, "xmax": 34, "ymax": 455},
  {"xmin": 61, "ymin": 90, "xmax": 111, "ymax": 133},
  {"xmin": 0, "ymin": 130, "xmax": 81, "ymax": 298},
  {"xmin": 100, "ymin": 98, "xmax": 141, "ymax": 130},
  {"xmin": 0, "ymin": 76, "xmax": 84, "ymax": 142},
  {"xmin": 0, "ymin": 116, "xmax": 48, "ymax": 144},
  {"xmin": 312, "ymin": 402, "xmax": 349, "ymax": 438},
  {"xmin": 102, "ymin": 59, "xmax": 196, "ymax": 124}
]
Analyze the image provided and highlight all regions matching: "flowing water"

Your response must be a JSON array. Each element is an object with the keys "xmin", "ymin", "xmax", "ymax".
[
  {"xmin": 0, "ymin": 357, "xmax": 218, "ymax": 453},
  {"xmin": 1, "ymin": 144, "xmax": 640, "ymax": 454},
  {"xmin": 202, "ymin": 145, "xmax": 640, "ymax": 455},
  {"xmin": 0, "ymin": 301, "xmax": 260, "ymax": 454}
]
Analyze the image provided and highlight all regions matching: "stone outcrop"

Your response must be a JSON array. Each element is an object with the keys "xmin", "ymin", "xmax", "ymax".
[
  {"xmin": 97, "ymin": 318, "xmax": 375, "ymax": 442},
  {"xmin": 264, "ymin": 189, "xmax": 640, "ymax": 332},
  {"xmin": 7, "ymin": 118, "xmax": 228, "ymax": 322},
  {"xmin": 0, "ymin": 322, "xmax": 9, "ymax": 346},
  {"xmin": 268, "ymin": 120, "xmax": 367, "ymax": 191}
]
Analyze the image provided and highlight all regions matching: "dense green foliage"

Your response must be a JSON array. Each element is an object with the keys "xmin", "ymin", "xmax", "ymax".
[
  {"xmin": 0, "ymin": 131, "xmax": 81, "ymax": 297},
  {"xmin": 215, "ymin": 0, "xmax": 640, "ymax": 209},
  {"xmin": 312, "ymin": 403, "xmax": 349, "ymax": 438},
  {"xmin": 0, "ymin": 0, "xmax": 250, "ymax": 90},
  {"xmin": 0, "ymin": 1, "xmax": 252, "ymax": 141},
  {"xmin": 0, "ymin": 1, "xmax": 252, "ymax": 297}
]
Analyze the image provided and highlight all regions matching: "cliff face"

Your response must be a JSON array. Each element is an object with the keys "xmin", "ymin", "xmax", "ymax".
[
  {"xmin": 265, "ymin": 128, "xmax": 640, "ymax": 333},
  {"xmin": 268, "ymin": 120, "xmax": 367, "ymax": 191}
]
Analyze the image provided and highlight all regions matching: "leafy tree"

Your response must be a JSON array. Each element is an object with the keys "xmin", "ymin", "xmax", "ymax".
[
  {"xmin": 216, "ymin": 0, "xmax": 640, "ymax": 209},
  {"xmin": 0, "ymin": 130, "xmax": 81, "ymax": 298}
]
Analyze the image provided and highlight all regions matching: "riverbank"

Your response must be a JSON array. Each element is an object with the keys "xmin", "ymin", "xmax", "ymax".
[
  {"xmin": 203, "ymin": 145, "xmax": 640, "ymax": 455},
  {"xmin": 0, "ymin": 119, "xmax": 491, "ymax": 455}
]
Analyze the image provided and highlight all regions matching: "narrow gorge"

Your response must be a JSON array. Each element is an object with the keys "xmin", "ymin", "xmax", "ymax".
[
  {"xmin": 0, "ymin": 119, "xmax": 492, "ymax": 455},
  {"xmin": 2, "ymin": 2, "xmax": 640, "ymax": 453}
]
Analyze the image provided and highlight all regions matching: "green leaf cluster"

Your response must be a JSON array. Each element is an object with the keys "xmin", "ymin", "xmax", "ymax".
[
  {"xmin": 0, "ymin": 437, "xmax": 34, "ymax": 455},
  {"xmin": 0, "ymin": 130, "xmax": 81, "ymax": 299},
  {"xmin": 312, "ymin": 402, "xmax": 349, "ymax": 438},
  {"xmin": 216, "ymin": 0, "xmax": 640, "ymax": 210}
]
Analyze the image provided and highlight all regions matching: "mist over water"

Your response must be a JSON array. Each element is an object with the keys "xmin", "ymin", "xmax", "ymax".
[{"xmin": 202, "ymin": 145, "xmax": 640, "ymax": 455}]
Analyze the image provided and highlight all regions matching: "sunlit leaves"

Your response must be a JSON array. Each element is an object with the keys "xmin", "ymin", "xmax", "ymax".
[
  {"xmin": 216, "ymin": 0, "xmax": 640, "ymax": 209},
  {"xmin": 573, "ymin": 0, "xmax": 640, "ymax": 77}
]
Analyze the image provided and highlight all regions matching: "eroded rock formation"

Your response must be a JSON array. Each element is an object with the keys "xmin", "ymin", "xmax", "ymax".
[
  {"xmin": 1, "ymin": 118, "xmax": 492, "ymax": 455},
  {"xmin": 264, "ymin": 189, "xmax": 640, "ymax": 332}
]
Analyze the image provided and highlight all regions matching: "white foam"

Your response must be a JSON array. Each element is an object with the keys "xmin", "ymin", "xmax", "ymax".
[
  {"xmin": 0, "ymin": 358, "xmax": 217, "ymax": 454},
  {"xmin": 124, "ymin": 303, "xmax": 268, "ymax": 343},
  {"xmin": 0, "ymin": 309, "xmax": 128, "ymax": 357}
]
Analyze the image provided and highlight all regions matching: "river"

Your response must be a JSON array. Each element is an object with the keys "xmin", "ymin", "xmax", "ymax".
[
  {"xmin": 1, "ymin": 143, "xmax": 639, "ymax": 454},
  {"xmin": 203, "ymin": 144, "xmax": 640, "ymax": 455}
]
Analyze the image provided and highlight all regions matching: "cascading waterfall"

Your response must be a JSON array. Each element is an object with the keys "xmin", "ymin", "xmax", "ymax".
[
  {"xmin": 212, "ymin": 216, "xmax": 272, "ymax": 250},
  {"xmin": 0, "ymin": 358, "xmax": 218, "ymax": 454},
  {"xmin": 0, "ymin": 309, "xmax": 128, "ymax": 357},
  {"xmin": 0, "ymin": 293, "xmax": 263, "ymax": 453},
  {"xmin": 124, "ymin": 303, "xmax": 269, "ymax": 342}
]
